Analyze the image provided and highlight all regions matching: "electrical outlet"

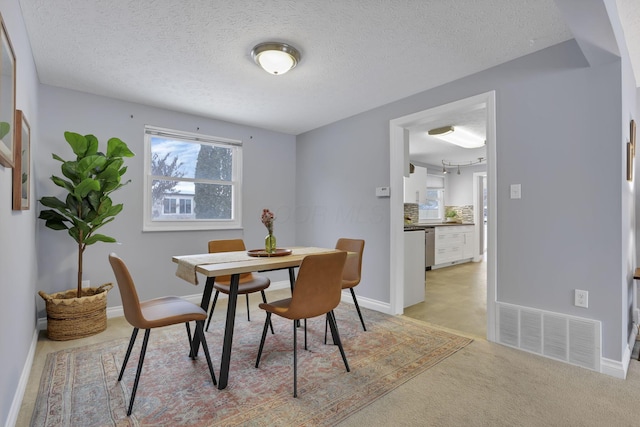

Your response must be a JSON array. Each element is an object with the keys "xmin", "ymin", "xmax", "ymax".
[
  {"xmin": 82, "ymin": 279, "xmax": 90, "ymax": 288},
  {"xmin": 574, "ymin": 289, "xmax": 588, "ymax": 308}
]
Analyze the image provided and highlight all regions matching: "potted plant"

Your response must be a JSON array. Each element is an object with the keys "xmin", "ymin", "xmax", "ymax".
[
  {"xmin": 445, "ymin": 209, "xmax": 458, "ymax": 223},
  {"xmin": 38, "ymin": 131, "xmax": 134, "ymax": 340}
]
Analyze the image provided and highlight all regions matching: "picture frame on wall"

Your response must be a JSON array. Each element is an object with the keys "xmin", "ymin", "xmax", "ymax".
[
  {"xmin": 12, "ymin": 110, "xmax": 30, "ymax": 210},
  {"xmin": 627, "ymin": 142, "xmax": 633, "ymax": 182},
  {"xmin": 631, "ymin": 119, "xmax": 636, "ymax": 157},
  {"xmin": 0, "ymin": 14, "xmax": 16, "ymax": 168}
]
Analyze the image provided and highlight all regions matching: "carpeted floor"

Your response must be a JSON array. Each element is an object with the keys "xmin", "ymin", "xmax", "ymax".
[{"xmin": 29, "ymin": 303, "xmax": 471, "ymax": 426}]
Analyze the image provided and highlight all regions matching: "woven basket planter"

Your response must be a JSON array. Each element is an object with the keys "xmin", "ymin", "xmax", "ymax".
[{"xmin": 38, "ymin": 283, "xmax": 113, "ymax": 341}]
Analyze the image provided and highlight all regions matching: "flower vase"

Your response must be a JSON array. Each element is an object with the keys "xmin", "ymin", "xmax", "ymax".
[{"xmin": 265, "ymin": 233, "xmax": 277, "ymax": 254}]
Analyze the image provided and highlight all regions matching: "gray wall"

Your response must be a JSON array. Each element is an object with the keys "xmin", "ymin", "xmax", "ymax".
[
  {"xmin": 2, "ymin": 3, "xmax": 638, "ymax": 425},
  {"xmin": 296, "ymin": 39, "xmax": 632, "ymax": 361},
  {"xmin": 0, "ymin": 0, "xmax": 40, "ymax": 424},
  {"xmin": 35, "ymin": 86, "xmax": 297, "ymax": 309},
  {"xmin": 445, "ymin": 164, "xmax": 486, "ymax": 206}
]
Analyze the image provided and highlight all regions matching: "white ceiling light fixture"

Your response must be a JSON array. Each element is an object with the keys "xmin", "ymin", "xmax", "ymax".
[
  {"xmin": 428, "ymin": 125, "xmax": 484, "ymax": 149},
  {"xmin": 251, "ymin": 42, "xmax": 301, "ymax": 75}
]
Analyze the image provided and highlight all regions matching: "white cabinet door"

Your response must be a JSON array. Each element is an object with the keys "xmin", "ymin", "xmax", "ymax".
[{"xmin": 435, "ymin": 225, "xmax": 475, "ymax": 265}]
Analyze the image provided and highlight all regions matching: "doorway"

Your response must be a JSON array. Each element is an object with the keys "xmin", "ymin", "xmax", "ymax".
[{"xmin": 389, "ymin": 91, "xmax": 497, "ymax": 342}]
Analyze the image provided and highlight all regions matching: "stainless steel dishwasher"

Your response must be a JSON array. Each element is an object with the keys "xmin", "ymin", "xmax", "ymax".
[{"xmin": 425, "ymin": 227, "xmax": 435, "ymax": 269}]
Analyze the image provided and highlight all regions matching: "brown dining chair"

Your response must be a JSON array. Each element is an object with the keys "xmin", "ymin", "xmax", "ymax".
[
  {"xmin": 205, "ymin": 239, "xmax": 273, "ymax": 334},
  {"xmin": 108, "ymin": 253, "xmax": 216, "ymax": 416},
  {"xmin": 255, "ymin": 251, "xmax": 349, "ymax": 397},
  {"xmin": 337, "ymin": 238, "xmax": 366, "ymax": 330}
]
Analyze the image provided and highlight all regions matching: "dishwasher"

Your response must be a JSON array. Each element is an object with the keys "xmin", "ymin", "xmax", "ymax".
[{"xmin": 425, "ymin": 227, "xmax": 435, "ymax": 269}]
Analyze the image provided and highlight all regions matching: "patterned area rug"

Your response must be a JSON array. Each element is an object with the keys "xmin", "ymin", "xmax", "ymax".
[{"xmin": 31, "ymin": 304, "xmax": 472, "ymax": 426}]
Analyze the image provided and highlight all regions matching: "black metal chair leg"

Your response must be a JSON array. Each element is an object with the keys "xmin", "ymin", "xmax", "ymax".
[
  {"xmin": 194, "ymin": 320, "xmax": 217, "ymax": 385},
  {"xmin": 205, "ymin": 290, "xmax": 220, "ymax": 331},
  {"xmin": 260, "ymin": 290, "xmax": 275, "ymax": 334},
  {"xmin": 255, "ymin": 312, "xmax": 272, "ymax": 368},
  {"xmin": 185, "ymin": 322, "xmax": 194, "ymax": 359},
  {"xmin": 328, "ymin": 311, "xmax": 350, "ymax": 372},
  {"xmin": 350, "ymin": 288, "xmax": 367, "ymax": 331},
  {"xmin": 118, "ymin": 328, "xmax": 139, "ymax": 381},
  {"xmin": 324, "ymin": 316, "xmax": 330, "ymax": 345},
  {"xmin": 304, "ymin": 319, "xmax": 308, "ymax": 350},
  {"xmin": 127, "ymin": 329, "xmax": 151, "ymax": 416},
  {"xmin": 293, "ymin": 320, "xmax": 298, "ymax": 397},
  {"xmin": 246, "ymin": 294, "xmax": 250, "ymax": 321}
]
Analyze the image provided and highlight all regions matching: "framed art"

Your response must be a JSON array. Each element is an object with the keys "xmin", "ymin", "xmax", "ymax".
[
  {"xmin": 12, "ymin": 110, "xmax": 30, "ymax": 210},
  {"xmin": 0, "ymin": 14, "xmax": 16, "ymax": 168},
  {"xmin": 631, "ymin": 119, "xmax": 636, "ymax": 157},
  {"xmin": 627, "ymin": 142, "xmax": 633, "ymax": 182}
]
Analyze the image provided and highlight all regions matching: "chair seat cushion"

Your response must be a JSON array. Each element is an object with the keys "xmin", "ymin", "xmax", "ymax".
[
  {"xmin": 341, "ymin": 279, "xmax": 360, "ymax": 289},
  {"xmin": 139, "ymin": 296, "xmax": 207, "ymax": 328},
  {"xmin": 214, "ymin": 275, "xmax": 270, "ymax": 294}
]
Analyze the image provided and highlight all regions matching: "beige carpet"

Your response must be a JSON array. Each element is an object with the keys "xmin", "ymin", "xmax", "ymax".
[{"xmin": 29, "ymin": 304, "xmax": 471, "ymax": 426}]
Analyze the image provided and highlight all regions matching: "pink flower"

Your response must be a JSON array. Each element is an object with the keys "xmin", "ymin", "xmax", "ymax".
[{"xmin": 261, "ymin": 208, "xmax": 275, "ymax": 233}]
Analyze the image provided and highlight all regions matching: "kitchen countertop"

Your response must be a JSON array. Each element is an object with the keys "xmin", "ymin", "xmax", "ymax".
[{"xmin": 404, "ymin": 223, "xmax": 474, "ymax": 230}]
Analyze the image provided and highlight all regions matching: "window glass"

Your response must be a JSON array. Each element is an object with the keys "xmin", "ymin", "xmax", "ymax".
[{"xmin": 143, "ymin": 126, "xmax": 242, "ymax": 231}]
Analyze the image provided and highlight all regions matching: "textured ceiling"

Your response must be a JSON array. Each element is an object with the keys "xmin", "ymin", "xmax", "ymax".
[{"xmin": 18, "ymin": 0, "xmax": 577, "ymax": 135}]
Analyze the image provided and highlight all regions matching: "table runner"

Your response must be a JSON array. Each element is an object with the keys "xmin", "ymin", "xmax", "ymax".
[{"xmin": 174, "ymin": 247, "xmax": 333, "ymax": 285}]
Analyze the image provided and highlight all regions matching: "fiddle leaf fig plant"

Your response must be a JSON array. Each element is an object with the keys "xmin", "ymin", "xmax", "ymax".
[{"xmin": 39, "ymin": 131, "xmax": 135, "ymax": 298}]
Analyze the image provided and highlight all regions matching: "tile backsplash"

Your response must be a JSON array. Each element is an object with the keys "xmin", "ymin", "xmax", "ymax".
[
  {"xmin": 403, "ymin": 203, "xmax": 418, "ymax": 224},
  {"xmin": 446, "ymin": 205, "xmax": 474, "ymax": 223}
]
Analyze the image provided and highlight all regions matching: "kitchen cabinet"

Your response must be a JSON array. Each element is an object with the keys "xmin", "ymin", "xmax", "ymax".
[
  {"xmin": 403, "ymin": 165, "xmax": 427, "ymax": 204},
  {"xmin": 404, "ymin": 230, "xmax": 425, "ymax": 307},
  {"xmin": 434, "ymin": 225, "xmax": 475, "ymax": 266}
]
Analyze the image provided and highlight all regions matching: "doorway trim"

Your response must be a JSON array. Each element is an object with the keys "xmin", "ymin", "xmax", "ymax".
[{"xmin": 389, "ymin": 91, "xmax": 497, "ymax": 342}]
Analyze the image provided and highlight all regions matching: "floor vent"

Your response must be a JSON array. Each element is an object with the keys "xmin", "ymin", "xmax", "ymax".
[{"xmin": 497, "ymin": 302, "xmax": 601, "ymax": 371}]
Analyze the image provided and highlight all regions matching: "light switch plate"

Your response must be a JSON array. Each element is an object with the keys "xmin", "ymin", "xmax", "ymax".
[
  {"xmin": 376, "ymin": 186, "xmax": 390, "ymax": 197},
  {"xmin": 510, "ymin": 184, "xmax": 521, "ymax": 199}
]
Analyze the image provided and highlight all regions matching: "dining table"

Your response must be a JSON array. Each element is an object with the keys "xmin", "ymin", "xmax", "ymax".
[{"xmin": 172, "ymin": 246, "xmax": 344, "ymax": 389}]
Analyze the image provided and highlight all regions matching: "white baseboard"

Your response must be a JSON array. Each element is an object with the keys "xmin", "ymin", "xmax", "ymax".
[{"xmin": 7, "ymin": 329, "xmax": 39, "ymax": 427}]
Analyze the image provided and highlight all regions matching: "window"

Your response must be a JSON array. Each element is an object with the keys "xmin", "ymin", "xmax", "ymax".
[
  {"xmin": 419, "ymin": 174, "xmax": 445, "ymax": 221},
  {"xmin": 143, "ymin": 126, "xmax": 242, "ymax": 231}
]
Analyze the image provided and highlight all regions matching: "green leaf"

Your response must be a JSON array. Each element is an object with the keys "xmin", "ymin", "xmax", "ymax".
[
  {"xmin": 60, "ymin": 161, "xmax": 81, "ymax": 183},
  {"xmin": 77, "ymin": 154, "xmax": 107, "ymax": 175},
  {"xmin": 84, "ymin": 134, "xmax": 99, "ymax": 156},
  {"xmin": 0, "ymin": 122, "xmax": 9, "ymax": 139},
  {"xmin": 107, "ymin": 138, "xmax": 135, "ymax": 158},
  {"xmin": 64, "ymin": 132, "xmax": 88, "ymax": 157},
  {"xmin": 85, "ymin": 234, "xmax": 116, "ymax": 245},
  {"xmin": 50, "ymin": 175, "xmax": 75, "ymax": 194},
  {"xmin": 74, "ymin": 178, "xmax": 101, "ymax": 198},
  {"xmin": 39, "ymin": 197, "xmax": 68, "ymax": 210}
]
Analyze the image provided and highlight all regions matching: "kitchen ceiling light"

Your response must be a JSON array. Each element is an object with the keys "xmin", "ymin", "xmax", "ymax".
[
  {"xmin": 428, "ymin": 125, "xmax": 454, "ymax": 136},
  {"xmin": 251, "ymin": 42, "xmax": 300, "ymax": 75},
  {"xmin": 428, "ymin": 125, "xmax": 484, "ymax": 149},
  {"xmin": 442, "ymin": 157, "xmax": 485, "ymax": 175}
]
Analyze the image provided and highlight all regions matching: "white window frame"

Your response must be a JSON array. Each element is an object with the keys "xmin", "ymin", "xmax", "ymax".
[{"xmin": 143, "ymin": 125, "xmax": 243, "ymax": 231}]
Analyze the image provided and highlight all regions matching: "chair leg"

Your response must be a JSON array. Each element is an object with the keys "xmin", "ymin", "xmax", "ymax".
[
  {"xmin": 293, "ymin": 320, "xmax": 298, "ymax": 398},
  {"xmin": 127, "ymin": 329, "xmax": 151, "ymax": 416},
  {"xmin": 185, "ymin": 322, "xmax": 195, "ymax": 359},
  {"xmin": 350, "ymin": 288, "xmax": 367, "ymax": 331},
  {"xmin": 246, "ymin": 294, "xmax": 250, "ymax": 321},
  {"xmin": 255, "ymin": 312, "xmax": 272, "ymax": 368},
  {"xmin": 194, "ymin": 320, "xmax": 217, "ymax": 385},
  {"xmin": 205, "ymin": 291, "xmax": 220, "ymax": 332},
  {"xmin": 327, "ymin": 311, "xmax": 350, "ymax": 372},
  {"xmin": 260, "ymin": 290, "xmax": 275, "ymax": 334},
  {"xmin": 304, "ymin": 319, "xmax": 308, "ymax": 350},
  {"xmin": 324, "ymin": 317, "xmax": 330, "ymax": 345},
  {"xmin": 118, "ymin": 328, "xmax": 139, "ymax": 381}
]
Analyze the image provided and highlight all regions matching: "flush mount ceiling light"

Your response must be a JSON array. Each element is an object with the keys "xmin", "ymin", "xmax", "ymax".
[
  {"xmin": 428, "ymin": 125, "xmax": 484, "ymax": 149},
  {"xmin": 428, "ymin": 125, "xmax": 454, "ymax": 136},
  {"xmin": 251, "ymin": 42, "xmax": 301, "ymax": 75}
]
